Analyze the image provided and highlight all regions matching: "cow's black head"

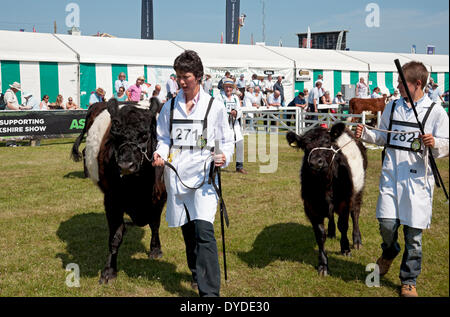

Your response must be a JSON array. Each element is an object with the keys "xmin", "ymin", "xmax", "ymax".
[
  {"xmin": 107, "ymin": 98, "xmax": 159, "ymax": 176},
  {"xmin": 287, "ymin": 122, "xmax": 347, "ymax": 172}
]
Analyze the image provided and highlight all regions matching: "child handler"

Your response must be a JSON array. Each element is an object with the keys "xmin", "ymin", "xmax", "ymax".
[
  {"xmin": 355, "ymin": 61, "xmax": 449, "ymax": 297},
  {"xmin": 152, "ymin": 50, "xmax": 234, "ymax": 297}
]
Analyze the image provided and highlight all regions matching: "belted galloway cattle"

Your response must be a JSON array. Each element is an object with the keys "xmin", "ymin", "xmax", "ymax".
[
  {"xmin": 287, "ymin": 122, "xmax": 367, "ymax": 276},
  {"xmin": 71, "ymin": 98, "xmax": 166, "ymax": 284}
]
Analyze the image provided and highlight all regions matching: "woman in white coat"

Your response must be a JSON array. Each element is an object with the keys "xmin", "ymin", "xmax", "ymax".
[
  {"xmin": 356, "ymin": 61, "xmax": 449, "ymax": 297},
  {"xmin": 216, "ymin": 78, "xmax": 247, "ymax": 174},
  {"xmin": 153, "ymin": 50, "xmax": 234, "ymax": 297}
]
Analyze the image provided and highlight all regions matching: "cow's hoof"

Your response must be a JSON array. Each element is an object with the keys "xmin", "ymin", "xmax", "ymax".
[
  {"xmin": 341, "ymin": 250, "xmax": 352, "ymax": 257},
  {"xmin": 149, "ymin": 248, "xmax": 163, "ymax": 259},
  {"xmin": 353, "ymin": 242, "xmax": 362, "ymax": 250},
  {"xmin": 318, "ymin": 266, "xmax": 329, "ymax": 277},
  {"xmin": 99, "ymin": 267, "xmax": 117, "ymax": 285}
]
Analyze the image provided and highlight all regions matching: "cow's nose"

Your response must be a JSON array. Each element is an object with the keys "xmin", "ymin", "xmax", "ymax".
[{"xmin": 118, "ymin": 162, "xmax": 135, "ymax": 174}]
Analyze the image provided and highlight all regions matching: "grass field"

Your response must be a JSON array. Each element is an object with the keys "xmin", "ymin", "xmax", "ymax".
[{"xmin": 0, "ymin": 135, "xmax": 448, "ymax": 297}]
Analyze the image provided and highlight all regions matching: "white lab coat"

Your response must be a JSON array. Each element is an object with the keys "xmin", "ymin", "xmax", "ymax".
[
  {"xmin": 155, "ymin": 88, "xmax": 235, "ymax": 227},
  {"xmin": 215, "ymin": 93, "xmax": 243, "ymax": 143},
  {"xmin": 361, "ymin": 95, "xmax": 449, "ymax": 229}
]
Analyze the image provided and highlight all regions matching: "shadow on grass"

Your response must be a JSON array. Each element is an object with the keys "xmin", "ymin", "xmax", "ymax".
[
  {"xmin": 63, "ymin": 170, "xmax": 86, "ymax": 179},
  {"xmin": 238, "ymin": 222, "xmax": 398, "ymax": 289},
  {"xmin": 56, "ymin": 212, "xmax": 196, "ymax": 296}
]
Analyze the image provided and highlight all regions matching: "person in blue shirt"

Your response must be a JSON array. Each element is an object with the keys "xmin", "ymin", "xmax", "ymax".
[
  {"xmin": 89, "ymin": 88, "xmax": 105, "ymax": 107},
  {"xmin": 288, "ymin": 92, "xmax": 306, "ymax": 108}
]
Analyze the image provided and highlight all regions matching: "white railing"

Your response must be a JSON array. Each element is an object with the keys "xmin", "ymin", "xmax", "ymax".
[{"xmin": 240, "ymin": 106, "xmax": 381, "ymax": 135}]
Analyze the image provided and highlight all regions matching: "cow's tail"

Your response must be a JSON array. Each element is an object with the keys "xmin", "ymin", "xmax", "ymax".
[{"xmin": 71, "ymin": 126, "xmax": 86, "ymax": 162}]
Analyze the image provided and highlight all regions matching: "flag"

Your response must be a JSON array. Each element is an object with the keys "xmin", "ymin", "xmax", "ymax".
[
  {"xmin": 426, "ymin": 45, "xmax": 435, "ymax": 55},
  {"xmin": 251, "ymin": 33, "xmax": 254, "ymax": 45},
  {"xmin": 33, "ymin": 26, "xmax": 36, "ymax": 32},
  {"xmin": 306, "ymin": 26, "xmax": 311, "ymax": 49},
  {"xmin": 279, "ymin": 37, "xmax": 283, "ymax": 47},
  {"xmin": 19, "ymin": 29, "xmax": 25, "ymax": 32},
  {"xmin": 226, "ymin": 0, "xmax": 240, "ymax": 44},
  {"xmin": 220, "ymin": 32, "xmax": 223, "ymax": 44},
  {"xmin": 411, "ymin": 44, "xmax": 416, "ymax": 54}
]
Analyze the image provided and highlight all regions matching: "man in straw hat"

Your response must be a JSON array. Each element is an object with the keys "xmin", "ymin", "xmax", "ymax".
[
  {"xmin": 3, "ymin": 82, "xmax": 29, "ymax": 110},
  {"xmin": 216, "ymin": 77, "xmax": 247, "ymax": 174},
  {"xmin": 89, "ymin": 87, "xmax": 106, "ymax": 106}
]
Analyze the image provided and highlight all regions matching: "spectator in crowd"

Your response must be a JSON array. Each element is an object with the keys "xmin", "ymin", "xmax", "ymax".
[
  {"xmin": 216, "ymin": 78, "xmax": 247, "ymax": 174},
  {"xmin": 202, "ymin": 74, "xmax": 213, "ymax": 96},
  {"xmin": 50, "ymin": 94, "xmax": 65, "ymax": 109},
  {"xmin": 236, "ymin": 74, "xmax": 247, "ymax": 99},
  {"xmin": 140, "ymin": 80, "xmax": 152, "ymax": 101},
  {"xmin": 307, "ymin": 80, "xmax": 322, "ymax": 119},
  {"xmin": 267, "ymin": 89, "xmax": 282, "ymax": 107},
  {"xmin": 166, "ymin": 73, "xmax": 178, "ymax": 100},
  {"xmin": 263, "ymin": 74, "xmax": 274, "ymax": 97},
  {"xmin": 288, "ymin": 91, "xmax": 307, "ymax": 108},
  {"xmin": 66, "ymin": 96, "xmax": 81, "ymax": 109},
  {"xmin": 429, "ymin": 83, "xmax": 444, "ymax": 106},
  {"xmin": 371, "ymin": 87, "xmax": 383, "ymax": 98},
  {"xmin": 426, "ymin": 77, "xmax": 434, "ymax": 92},
  {"xmin": 321, "ymin": 91, "xmax": 333, "ymax": 105},
  {"xmin": 273, "ymin": 76, "xmax": 285, "ymax": 106},
  {"xmin": 356, "ymin": 77, "xmax": 369, "ymax": 98},
  {"xmin": 22, "ymin": 92, "xmax": 39, "ymax": 110},
  {"xmin": 114, "ymin": 86, "xmax": 128, "ymax": 101},
  {"xmin": 315, "ymin": 74, "xmax": 324, "ymax": 86},
  {"xmin": 89, "ymin": 88, "xmax": 106, "ymax": 106},
  {"xmin": 243, "ymin": 86, "xmax": 254, "ymax": 107},
  {"xmin": 390, "ymin": 89, "xmax": 400, "ymax": 101},
  {"xmin": 217, "ymin": 71, "xmax": 231, "ymax": 92},
  {"xmin": 333, "ymin": 91, "xmax": 346, "ymax": 105},
  {"xmin": 152, "ymin": 84, "xmax": 165, "ymax": 104},
  {"xmin": 3, "ymin": 82, "xmax": 29, "ymax": 110},
  {"xmin": 249, "ymin": 74, "xmax": 262, "ymax": 90},
  {"xmin": 114, "ymin": 72, "xmax": 129, "ymax": 94},
  {"xmin": 303, "ymin": 88, "xmax": 309, "ymax": 100},
  {"xmin": 127, "ymin": 76, "xmax": 145, "ymax": 102},
  {"xmin": 252, "ymin": 86, "xmax": 266, "ymax": 107},
  {"xmin": 40, "ymin": 95, "xmax": 50, "ymax": 110}
]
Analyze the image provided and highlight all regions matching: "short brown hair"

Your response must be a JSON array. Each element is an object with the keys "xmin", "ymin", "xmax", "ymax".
[
  {"xmin": 402, "ymin": 61, "xmax": 428, "ymax": 89},
  {"xmin": 173, "ymin": 50, "xmax": 204, "ymax": 80}
]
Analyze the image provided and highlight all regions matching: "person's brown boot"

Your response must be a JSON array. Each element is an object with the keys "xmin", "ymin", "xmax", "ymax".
[
  {"xmin": 376, "ymin": 256, "xmax": 394, "ymax": 276},
  {"xmin": 401, "ymin": 284, "xmax": 418, "ymax": 297},
  {"xmin": 236, "ymin": 168, "xmax": 248, "ymax": 174}
]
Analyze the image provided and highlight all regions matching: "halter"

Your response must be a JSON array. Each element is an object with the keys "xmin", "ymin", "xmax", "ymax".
[
  {"xmin": 307, "ymin": 138, "xmax": 354, "ymax": 168},
  {"xmin": 115, "ymin": 138, "xmax": 152, "ymax": 167}
]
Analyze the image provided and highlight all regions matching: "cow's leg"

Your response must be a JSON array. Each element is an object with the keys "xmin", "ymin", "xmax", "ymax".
[
  {"xmin": 351, "ymin": 193, "xmax": 363, "ymax": 250},
  {"xmin": 337, "ymin": 212, "xmax": 351, "ymax": 256},
  {"xmin": 311, "ymin": 218, "xmax": 329, "ymax": 276},
  {"xmin": 99, "ymin": 195, "xmax": 125, "ymax": 284},
  {"xmin": 327, "ymin": 213, "xmax": 336, "ymax": 239},
  {"xmin": 148, "ymin": 208, "xmax": 163, "ymax": 259}
]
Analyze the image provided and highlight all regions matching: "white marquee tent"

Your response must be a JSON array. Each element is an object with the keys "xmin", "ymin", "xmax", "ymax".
[{"xmin": 0, "ymin": 30, "xmax": 448, "ymax": 108}]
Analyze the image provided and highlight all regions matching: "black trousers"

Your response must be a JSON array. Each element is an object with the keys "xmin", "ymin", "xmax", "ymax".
[{"xmin": 181, "ymin": 219, "xmax": 220, "ymax": 297}]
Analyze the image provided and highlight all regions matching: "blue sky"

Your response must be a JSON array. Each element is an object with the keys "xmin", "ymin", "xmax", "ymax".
[{"xmin": 0, "ymin": 0, "xmax": 448, "ymax": 54}]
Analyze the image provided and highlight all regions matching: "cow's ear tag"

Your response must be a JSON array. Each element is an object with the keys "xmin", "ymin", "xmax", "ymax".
[{"xmin": 290, "ymin": 141, "xmax": 297, "ymax": 147}]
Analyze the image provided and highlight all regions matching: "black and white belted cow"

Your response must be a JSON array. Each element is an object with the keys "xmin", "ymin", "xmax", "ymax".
[
  {"xmin": 286, "ymin": 122, "xmax": 368, "ymax": 276},
  {"xmin": 71, "ymin": 98, "xmax": 166, "ymax": 284}
]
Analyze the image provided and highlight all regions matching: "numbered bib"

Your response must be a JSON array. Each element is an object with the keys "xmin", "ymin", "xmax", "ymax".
[
  {"xmin": 171, "ymin": 120, "xmax": 204, "ymax": 148},
  {"xmin": 387, "ymin": 121, "xmax": 421, "ymax": 152}
]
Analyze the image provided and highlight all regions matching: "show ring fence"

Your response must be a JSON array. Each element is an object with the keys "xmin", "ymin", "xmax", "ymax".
[{"xmin": 241, "ymin": 106, "xmax": 381, "ymax": 135}]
